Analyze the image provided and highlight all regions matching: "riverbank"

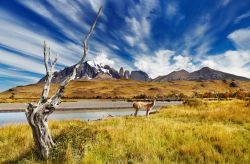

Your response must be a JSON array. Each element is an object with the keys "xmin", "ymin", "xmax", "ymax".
[
  {"xmin": 0, "ymin": 100, "xmax": 249, "ymax": 163},
  {"xmin": 0, "ymin": 100, "xmax": 181, "ymax": 112}
]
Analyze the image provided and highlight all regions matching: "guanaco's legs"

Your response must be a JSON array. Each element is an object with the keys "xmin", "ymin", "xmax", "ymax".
[
  {"xmin": 134, "ymin": 109, "xmax": 139, "ymax": 116},
  {"xmin": 146, "ymin": 108, "xmax": 150, "ymax": 117}
]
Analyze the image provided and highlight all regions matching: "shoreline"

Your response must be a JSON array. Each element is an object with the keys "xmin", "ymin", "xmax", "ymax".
[
  {"xmin": 0, "ymin": 106, "xmax": 139, "ymax": 113},
  {"xmin": 0, "ymin": 100, "xmax": 182, "ymax": 113}
]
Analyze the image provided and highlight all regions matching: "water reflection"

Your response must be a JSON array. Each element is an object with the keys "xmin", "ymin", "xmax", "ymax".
[{"xmin": 0, "ymin": 109, "xmax": 147, "ymax": 126}]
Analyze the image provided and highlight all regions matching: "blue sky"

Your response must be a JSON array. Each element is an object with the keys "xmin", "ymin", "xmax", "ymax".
[{"xmin": 0, "ymin": 0, "xmax": 250, "ymax": 91}]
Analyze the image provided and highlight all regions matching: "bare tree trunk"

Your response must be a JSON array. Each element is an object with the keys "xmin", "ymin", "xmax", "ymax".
[
  {"xmin": 26, "ymin": 105, "xmax": 55, "ymax": 158},
  {"xmin": 25, "ymin": 7, "xmax": 102, "ymax": 159}
]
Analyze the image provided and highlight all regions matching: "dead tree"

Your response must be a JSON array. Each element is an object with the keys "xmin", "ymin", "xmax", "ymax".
[{"xmin": 25, "ymin": 7, "xmax": 102, "ymax": 159}]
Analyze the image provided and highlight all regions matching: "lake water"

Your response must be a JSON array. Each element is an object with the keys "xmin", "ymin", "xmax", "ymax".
[{"xmin": 0, "ymin": 109, "xmax": 148, "ymax": 126}]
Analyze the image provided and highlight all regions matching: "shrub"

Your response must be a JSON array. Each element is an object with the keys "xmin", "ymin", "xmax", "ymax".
[
  {"xmin": 192, "ymin": 92, "xmax": 202, "ymax": 98},
  {"xmin": 133, "ymin": 94, "xmax": 148, "ymax": 99},
  {"xmin": 217, "ymin": 92, "xmax": 230, "ymax": 99},
  {"xmin": 183, "ymin": 99, "xmax": 207, "ymax": 107},
  {"xmin": 96, "ymin": 95, "xmax": 102, "ymax": 99},
  {"xmin": 230, "ymin": 81, "xmax": 238, "ymax": 88},
  {"xmin": 234, "ymin": 91, "xmax": 247, "ymax": 99},
  {"xmin": 202, "ymin": 92, "xmax": 216, "ymax": 98},
  {"xmin": 222, "ymin": 79, "xmax": 227, "ymax": 83},
  {"xmin": 200, "ymin": 82, "xmax": 208, "ymax": 87},
  {"xmin": 9, "ymin": 92, "xmax": 15, "ymax": 99},
  {"xmin": 178, "ymin": 93, "xmax": 188, "ymax": 100},
  {"xmin": 246, "ymin": 100, "xmax": 250, "ymax": 107},
  {"xmin": 242, "ymin": 97, "xmax": 250, "ymax": 106}
]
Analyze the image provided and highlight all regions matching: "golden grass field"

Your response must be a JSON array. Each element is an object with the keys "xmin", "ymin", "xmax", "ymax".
[
  {"xmin": 0, "ymin": 100, "xmax": 249, "ymax": 163},
  {"xmin": 0, "ymin": 79, "xmax": 250, "ymax": 102}
]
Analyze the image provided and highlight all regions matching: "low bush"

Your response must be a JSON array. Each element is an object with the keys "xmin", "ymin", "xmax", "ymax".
[
  {"xmin": 133, "ymin": 94, "xmax": 148, "ymax": 99},
  {"xmin": 183, "ymin": 99, "xmax": 207, "ymax": 107}
]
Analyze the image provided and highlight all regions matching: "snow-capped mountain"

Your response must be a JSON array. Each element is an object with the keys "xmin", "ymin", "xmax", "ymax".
[{"xmin": 38, "ymin": 60, "xmax": 118, "ymax": 83}]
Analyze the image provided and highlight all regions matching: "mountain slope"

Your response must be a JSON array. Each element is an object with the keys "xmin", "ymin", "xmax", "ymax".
[
  {"xmin": 188, "ymin": 67, "xmax": 250, "ymax": 81},
  {"xmin": 38, "ymin": 61, "xmax": 120, "ymax": 83},
  {"xmin": 38, "ymin": 61, "xmax": 150, "ymax": 83},
  {"xmin": 130, "ymin": 71, "xmax": 151, "ymax": 81},
  {"xmin": 154, "ymin": 70, "xmax": 190, "ymax": 82},
  {"xmin": 153, "ymin": 67, "xmax": 250, "ymax": 82}
]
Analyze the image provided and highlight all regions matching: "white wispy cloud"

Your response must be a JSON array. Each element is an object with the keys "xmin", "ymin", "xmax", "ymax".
[
  {"xmin": 179, "ymin": 21, "xmax": 211, "ymax": 56},
  {"xmin": 110, "ymin": 44, "xmax": 120, "ymax": 50},
  {"xmin": 87, "ymin": 0, "xmax": 104, "ymax": 12},
  {"xmin": 0, "ymin": 1, "xmax": 113, "ymax": 90},
  {"xmin": 123, "ymin": 35, "xmax": 136, "ymax": 47},
  {"xmin": 234, "ymin": 11, "xmax": 250, "ymax": 24},
  {"xmin": 228, "ymin": 27, "xmax": 250, "ymax": 50},
  {"xmin": 89, "ymin": 41, "xmax": 133, "ymax": 71},
  {"xmin": 201, "ymin": 50, "xmax": 250, "ymax": 78},
  {"xmin": 134, "ymin": 49, "xmax": 196, "ymax": 78},
  {"xmin": 0, "ymin": 49, "xmax": 45, "ymax": 74},
  {"xmin": 172, "ymin": 55, "xmax": 196, "ymax": 71},
  {"xmin": 0, "ymin": 68, "xmax": 39, "ymax": 82},
  {"xmin": 166, "ymin": 2, "xmax": 178, "ymax": 17},
  {"xmin": 19, "ymin": 0, "xmax": 126, "ymax": 69},
  {"xmin": 134, "ymin": 26, "xmax": 250, "ymax": 79},
  {"xmin": 122, "ymin": 0, "xmax": 158, "ymax": 52},
  {"xmin": 221, "ymin": 0, "xmax": 231, "ymax": 7},
  {"xmin": 20, "ymin": 0, "xmax": 82, "ymax": 41},
  {"xmin": 0, "ymin": 10, "xmax": 85, "ymax": 67},
  {"xmin": 201, "ymin": 27, "xmax": 250, "ymax": 78},
  {"xmin": 123, "ymin": 16, "xmax": 150, "ymax": 51},
  {"xmin": 94, "ymin": 51, "xmax": 115, "ymax": 66}
]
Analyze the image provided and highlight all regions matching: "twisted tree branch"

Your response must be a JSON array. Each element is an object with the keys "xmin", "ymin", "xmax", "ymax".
[{"xmin": 49, "ymin": 7, "xmax": 102, "ymax": 107}]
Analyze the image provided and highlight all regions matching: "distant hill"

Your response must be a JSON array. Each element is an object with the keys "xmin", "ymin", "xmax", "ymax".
[
  {"xmin": 153, "ymin": 67, "xmax": 250, "ymax": 82},
  {"xmin": 154, "ymin": 70, "xmax": 190, "ymax": 81}
]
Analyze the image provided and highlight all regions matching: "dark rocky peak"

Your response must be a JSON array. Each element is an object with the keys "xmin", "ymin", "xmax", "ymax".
[
  {"xmin": 124, "ymin": 70, "xmax": 130, "ymax": 79},
  {"xmin": 38, "ymin": 61, "xmax": 151, "ymax": 83},
  {"xmin": 130, "ymin": 70, "xmax": 150, "ymax": 81},
  {"xmin": 119, "ymin": 67, "xmax": 124, "ymax": 78}
]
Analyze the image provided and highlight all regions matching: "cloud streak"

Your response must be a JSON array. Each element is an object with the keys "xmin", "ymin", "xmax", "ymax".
[
  {"xmin": 0, "ymin": 0, "xmax": 250, "ymax": 91},
  {"xmin": 234, "ymin": 11, "xmax": 250, "ymax": 24}
]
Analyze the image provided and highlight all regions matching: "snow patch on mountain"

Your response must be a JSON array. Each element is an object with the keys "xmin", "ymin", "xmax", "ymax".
[{"xmin": 86, "ymin": 60, "xmax": 111, "ymax": 75}]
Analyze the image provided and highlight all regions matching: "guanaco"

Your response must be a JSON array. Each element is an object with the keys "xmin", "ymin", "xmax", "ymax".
[{"xmin": 133, "ymin": 98, "xmax": 156, "ymax": 117}]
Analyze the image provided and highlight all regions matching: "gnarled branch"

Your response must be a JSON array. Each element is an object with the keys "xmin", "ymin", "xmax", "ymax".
[
  {"xmin": 49, "ymin": 7, "xmax": 102, "ymax": 107},
  {"xmin": 38, "ymin": 41, "xmax": 58, "ymax": 105}
]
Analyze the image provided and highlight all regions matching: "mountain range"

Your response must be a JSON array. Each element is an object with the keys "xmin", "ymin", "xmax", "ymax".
[
  {"xmin": 38, "ymin": 61, "xmax": 250, "ymax": 83},
  {"xmin": 153, "ymin": 67, "xmax": 250, "ymax": 82},
  {"xmin": 38, "ymin": 61, "xmax": 151, "ymax": 83}
]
